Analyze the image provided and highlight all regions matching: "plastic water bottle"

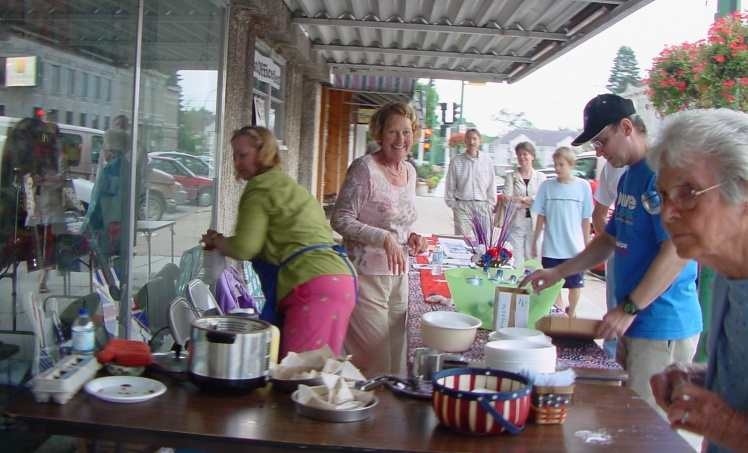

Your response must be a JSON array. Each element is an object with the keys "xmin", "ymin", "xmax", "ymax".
[
  {"xmin": 431, "ymin": 245, "xmax": 444, "ymax": 276},
  {"xmin": 71, "ymin": 308, "xmax": 95, "ymax": 355}
]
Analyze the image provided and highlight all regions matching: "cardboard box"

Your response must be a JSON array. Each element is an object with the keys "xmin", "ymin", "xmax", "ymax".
[
  {"xmin": 535, "ymin": 315, "xmax": 602, "ymax": 340},
  {"xmin": 493, "ymin": 286, "xmax": 531, "ymax": 329}
]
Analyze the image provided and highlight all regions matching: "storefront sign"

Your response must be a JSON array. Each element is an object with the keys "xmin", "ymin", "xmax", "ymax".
[
  {"xmin": 5, "ymin": 56, "xmax": 37, "ymax": 87},
  {"xmin": 254, "ymin": 51, "xmax": 281, "ymax": 90}
]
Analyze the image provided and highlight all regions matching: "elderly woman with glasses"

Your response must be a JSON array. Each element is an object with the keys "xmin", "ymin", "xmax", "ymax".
[
  {"xmin": 647, "ymin": 109, "xmax": 748, "ymax": 453},
  {"xmin": 201, "ymin": 126, "xmax": 356, "ymax": 358}
]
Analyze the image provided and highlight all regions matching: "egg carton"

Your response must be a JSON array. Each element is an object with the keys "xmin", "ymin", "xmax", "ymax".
[{"xmin": 32, "ymin": 354, "xmax": 102, "ymax": 404}]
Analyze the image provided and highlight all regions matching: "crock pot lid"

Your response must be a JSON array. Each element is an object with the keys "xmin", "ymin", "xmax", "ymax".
[{"xmin": 193, "ymin": 316, "xmax": 269, "ymax": 334}]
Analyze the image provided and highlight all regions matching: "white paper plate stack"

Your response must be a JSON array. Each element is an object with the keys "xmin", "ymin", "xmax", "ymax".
[{"xmin": 484, "ymin": 339, "xmax": 557, "ymax": 374}]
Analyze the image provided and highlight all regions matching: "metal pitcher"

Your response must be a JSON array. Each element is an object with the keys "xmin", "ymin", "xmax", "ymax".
[{"xmin": 411, "ymin": 347, "xmax": 467, "ymax": 382}]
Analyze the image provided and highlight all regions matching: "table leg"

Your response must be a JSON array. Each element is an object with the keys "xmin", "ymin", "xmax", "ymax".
[
  {"xmin": 170, "ymin": 224, "xmax": 175, "ymax": 264},
  {"xmin": 146, "ymin": 232, "xmax": 152, "ymax": 277},
  {"xmin": 11, "ymin": 262, "xmax": 18, "ymax": 332},
  {"xmin": 89, "ymin": 251, "xmax": 94, "ymax": 293}
]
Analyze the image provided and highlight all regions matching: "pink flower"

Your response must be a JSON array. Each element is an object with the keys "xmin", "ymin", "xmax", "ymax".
[{"xmin": 713, "ymin": 54, "xmax": 726, "ymax": 64}]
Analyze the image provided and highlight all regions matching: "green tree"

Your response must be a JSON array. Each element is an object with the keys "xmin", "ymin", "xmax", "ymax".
[
  {"xmin": 416, "ymin": 80, "xmax": 446, "ymax": 164},
  {"xmin": 607, "ymin": 46, "xmax": 642, "ymax": 94},
  {"xmin": 491, "ymin": 109, "xmax": 534, "ymax": 136}
]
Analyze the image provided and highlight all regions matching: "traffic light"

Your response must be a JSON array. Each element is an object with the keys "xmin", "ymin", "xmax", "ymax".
[
  {"xmin": 423, "ymin": 128, "xmax": 432, "ymax": 151},
  {"xmin": 453, "ymin": 102, "xmax": 461, "ymax": 120}
]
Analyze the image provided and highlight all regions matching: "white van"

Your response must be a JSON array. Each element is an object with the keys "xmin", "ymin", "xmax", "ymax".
[
  {"xmin": 0, "ymin": 116, "xmax": 186, "ymax": 220},
  {"xmin": 0, "ymin": 116, "xmax": 104, "ymax": 180}
]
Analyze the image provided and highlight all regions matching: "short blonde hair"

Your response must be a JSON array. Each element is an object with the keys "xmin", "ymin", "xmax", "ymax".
[
  {"xmin": 231, "ymin": 126, "xmax": 281, "ymax": 170},
  {"xmin": 552, "ymin": 146, "xmax": 576, "ymax": 165},
  {"xmin": 368, "ymin": 102, "xmax": 420, "ymax": 141}
]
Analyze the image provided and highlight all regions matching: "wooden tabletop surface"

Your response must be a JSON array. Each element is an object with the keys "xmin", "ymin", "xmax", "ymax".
[{"xmin": 6, "ymin": 373, "xmax": 691, "ymax": 453}]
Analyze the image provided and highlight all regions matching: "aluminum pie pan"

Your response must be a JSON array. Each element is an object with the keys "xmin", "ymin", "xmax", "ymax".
[
  {"xmin": 270, "ymin": 376, "xmax": 325, "ymax": 393},
  {"xmin": 291, "ymin": 389, "xmax": 378, "ymax": 422}
]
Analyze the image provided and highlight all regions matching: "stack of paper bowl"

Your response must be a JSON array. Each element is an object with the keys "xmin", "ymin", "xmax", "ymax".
[
  {"xmin": 488, "ymin": 327, "xmax": 551, "ymax": 345},
  {"xmin": 484, "ymin": 339, "xmax": 557, "ymax": 374}
]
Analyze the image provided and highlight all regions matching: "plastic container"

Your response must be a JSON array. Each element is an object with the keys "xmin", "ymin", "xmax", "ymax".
[
  {"xmin": 421, "ymin": 311, "xmax": 481, "ymax": 352},
  {"xmin": 71, "ymin": 308, "xmax": 95, "ymax": 355},
  {"xmin": 431, "ymin": 245, "xmax": 444, "ymax": 276},
  {"xmin": 444, "ymin": 259, "xmax": 563, "ymax": 329}
]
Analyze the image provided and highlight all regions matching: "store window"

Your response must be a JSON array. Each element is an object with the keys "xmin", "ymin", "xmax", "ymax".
[
  {"xmin": 51, "ymin": 64, "xmax": 61, "ymax": 95},
  {"xmin": 105, "ymin": 79, "xmax": 112, "ymax": 102},
  {"xmin": 67, "ymin": 68, "xmax": 75, "ymax": 96},
  {"xmin": 94, "ymin": 76, "xmax": 101, "ymax": 100},
  {"xmin": 253, "ymin": 44, "xmax": 285, "ymax": 140},
  {"xmin": 1, "ymin": 0, "xmax": 227, "ymax": 357},
  {"xmin": 81, "ymin": 72, "xmax": 89, "ymax": 98},
  {"xmin": 0, "ymin": 2, "xmax": 137, "ymax": 340}
]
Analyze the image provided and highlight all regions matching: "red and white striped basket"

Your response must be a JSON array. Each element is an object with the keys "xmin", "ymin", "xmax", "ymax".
[{"xmin": 431, "ymin": 368, "xmax": 531, "ymax": 435}]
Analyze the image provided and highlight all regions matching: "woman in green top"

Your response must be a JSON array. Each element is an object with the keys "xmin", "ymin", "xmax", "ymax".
[{"xmin": 201, "ymin": 126, "xmax": 355, "ymax": 357}]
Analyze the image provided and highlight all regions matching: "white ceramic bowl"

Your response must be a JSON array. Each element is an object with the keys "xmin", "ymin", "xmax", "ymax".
[
  {"xmin": 488, "ymin": 327, "xmax": 551, "ymax": 345},
  {"xmin": 484, "ymin": 339, "xmax": 557, "ymax": 374},
  {"xmin": 421, "ymin": 311, "xmax": 482, "ymax": 353}
]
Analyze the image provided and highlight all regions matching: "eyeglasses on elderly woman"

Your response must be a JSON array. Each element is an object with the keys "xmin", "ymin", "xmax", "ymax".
[{"xmin": 641, "ymin": 183, "xmax": 723, "ymax": 215}]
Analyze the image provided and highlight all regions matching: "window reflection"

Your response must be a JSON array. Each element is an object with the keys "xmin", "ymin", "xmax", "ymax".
[{"xmin": 0, "ymin": 1, "xmax": 226, "ymax": 345}]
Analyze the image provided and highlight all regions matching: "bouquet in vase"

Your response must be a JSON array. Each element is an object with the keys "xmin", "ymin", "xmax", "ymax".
[{"xmin": 466, "ymin": 200, "xmax": 520, "ymax": 271}]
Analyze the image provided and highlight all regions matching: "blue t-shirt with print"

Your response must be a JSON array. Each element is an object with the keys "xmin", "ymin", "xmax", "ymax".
[{"xmin": 605, "ymin": 159, "xmax": 702, "ymax": 340}]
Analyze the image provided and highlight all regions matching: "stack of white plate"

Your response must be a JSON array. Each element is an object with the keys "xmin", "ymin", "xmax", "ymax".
[
  {"xmin": 484, "ymin": 339, "xmax": 557, "ymax": 374},
  {"xmin": 488, "ymin": 327, "xmax": 552, "ymax": 345}
]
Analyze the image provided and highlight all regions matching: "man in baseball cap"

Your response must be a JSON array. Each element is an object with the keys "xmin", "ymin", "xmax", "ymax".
[
  {"xmin": 521, "ymin": 93, "xmax": 702, "ymax": 412},
  {"xmin": 572, "ymin": 94, "xmax": 635, "ymax": 146}
]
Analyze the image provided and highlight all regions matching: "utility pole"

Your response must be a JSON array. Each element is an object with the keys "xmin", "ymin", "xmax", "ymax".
[{"xmin": 459, "ymin": 80, "xmax": 465, "ymax": 122}]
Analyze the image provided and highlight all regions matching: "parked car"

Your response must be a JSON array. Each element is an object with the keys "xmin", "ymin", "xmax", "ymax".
[
  {"xmin": 538, "ymin": 167, "xmax": 557, "ymax": 179},
  {"xmin": 574, "ymin": 151, "xmax": 604, "ymax": 195},
  {"xmin": 150, "ymin": 151, "xmax": 214, "ymax": 178},
  {"xmin": 72, "ymin": 168, "xmax": 186, "ymax": 221},
  {"xmin": 149, "ymin": 155, "xmax": 214, "ymax": 206}
]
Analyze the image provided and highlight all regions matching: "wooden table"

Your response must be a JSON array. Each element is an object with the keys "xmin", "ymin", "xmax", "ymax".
[{"xmin": 6, "ymin": 374, "xmax": 691, "ymax": 452}]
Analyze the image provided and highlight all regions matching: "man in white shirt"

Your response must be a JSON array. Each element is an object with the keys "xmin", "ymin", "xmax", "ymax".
[
  {"xmin": 444, "ymin": 128, "xmax": 497, "ymax": 236},
  {"xmin": 592, "ymin": 161, "xmax": 627, "ymax": 358}
]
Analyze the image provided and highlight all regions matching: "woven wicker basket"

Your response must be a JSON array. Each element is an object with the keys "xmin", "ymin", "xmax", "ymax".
[{"xmin": 531, "ymin": 384, "xmax": 575, "ymax": 424}]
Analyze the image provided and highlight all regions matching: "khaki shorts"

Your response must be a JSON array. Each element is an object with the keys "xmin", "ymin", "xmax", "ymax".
[{"xmin": 618, "ymin": 334, "xmax": 700, "ymax": 413}]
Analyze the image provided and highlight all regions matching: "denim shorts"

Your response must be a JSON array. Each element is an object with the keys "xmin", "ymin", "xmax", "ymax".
[{"xmin": 541, "ymin": 257, "xmax": 584, "ymax": 288}]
